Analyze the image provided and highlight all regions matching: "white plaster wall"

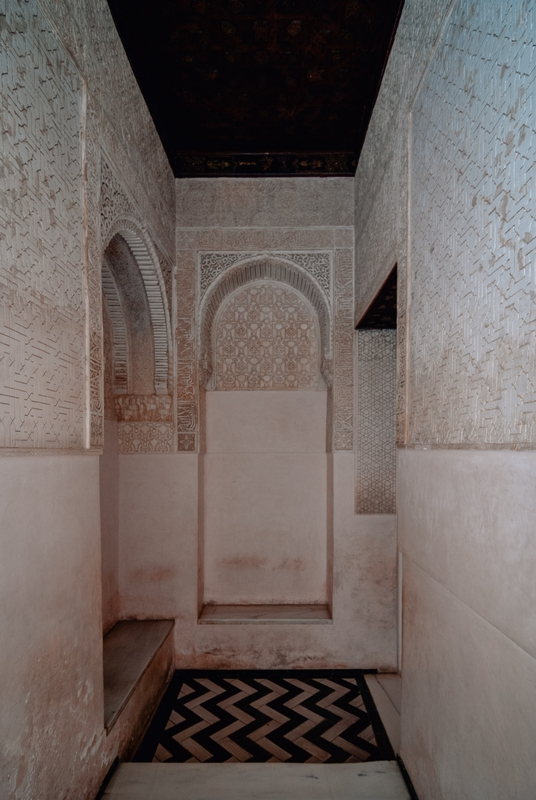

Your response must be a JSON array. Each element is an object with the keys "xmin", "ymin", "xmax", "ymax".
[
  {"xmin": 205, "ymin": 391, "xmax": 327, "ymax": 453},
  {"xmin": 204, "ymin": 391, "xmax": 327, "ymax": 605}
]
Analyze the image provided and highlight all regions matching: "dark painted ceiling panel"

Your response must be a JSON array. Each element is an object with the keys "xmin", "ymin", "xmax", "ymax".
[{"xmin": 107, "ymin": 0, "xmax": 404, "ymax": 176}]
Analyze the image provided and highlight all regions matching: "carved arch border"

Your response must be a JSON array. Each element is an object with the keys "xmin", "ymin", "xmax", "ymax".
[
  {"xmin": 102, "ymin": 216, "xmax": 172, "ymax": 395},
  {"xmin": 101, "ymin": 259, "xmax": 129, "ymax": 394},
  {"xmin": 199, "ymin": 258, "xmax": 332, "ymax": 387}
]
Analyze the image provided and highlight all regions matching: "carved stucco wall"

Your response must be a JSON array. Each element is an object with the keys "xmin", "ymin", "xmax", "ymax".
[
  {"xmin": 176, "ymin": 177, "xmax": 354, "ymax": 453},
  {"xmin": 354, "ymin": 0, "xmax": 452, "ymax": 444},
  {"xmin": 213, "ymin": 281, "xmax": 322, "ymax": 391},
  {"xmin": 356, "ymin": 0, "xmax": 536, "ymax": 448},
  {"xmin": 0, "ymin": 6, "xmax": 85, "ymax": 449},
  {"xmin": 176, "ymin": 227, "xmax": 354, "ymax": 452},
  {"xmin": 355, "ymin": 330, "xmax": 396, "ymax": 513},
  {"xmin": 0, "ymin": 0, "xmax": 175, "ymax": 455},
  {"xmin": 0, "ymin": 3, "xmax": 176, "ymax": 800},
  {"xmin": 408, "ymin": 1, "xmax": 536, "ymax": 446}
]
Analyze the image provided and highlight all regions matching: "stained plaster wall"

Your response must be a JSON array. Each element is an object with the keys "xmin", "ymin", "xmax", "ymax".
[
  {"xmin": 118, "ymin": 176, "xmax": 398, "ymax": 670},
  {"xmin": 0, "ymin": 1, "xmax": 174, "ymax": 798},
  {"xmin": 355, "ymin": 0, "xmax": 536, "ymax": 796}
]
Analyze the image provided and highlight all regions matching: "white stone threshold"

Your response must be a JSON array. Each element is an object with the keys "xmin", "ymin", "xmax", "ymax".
[
  {"xmin": 103, "ymin": 762, "xmax": 411, "ymax": 799},
  {"xmin": 103, "ymin": 620, "xmax": 174, "ymax": 731},
  {"xmin": 364, "ymin": 674, "xmax": 402, "ymax": 756},
  {"xmin": 198, "ymin": 603, "xmax": 332, "ymax": 624}
]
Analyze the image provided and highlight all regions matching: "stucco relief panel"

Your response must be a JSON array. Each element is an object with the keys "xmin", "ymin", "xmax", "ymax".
[
  {"xmin": 176, "ymin": 250, "xmax": 198, "ymax": 452},
  {"xmin": 408, "ymin": 1, "xmax": 536, "ymax": 446},
  {"xmin": 177, "ymin": 235, "xmax": 354, "ymax": 452},
  {"xmin": 200, "ymin": 251, "xmax": 332, "ymax": 299},
  {"xmin": 355, "ymin": 330, "xmax": 396, "ymax": 513},
  {"xmin": 117, "ymin": 422, "xmax": 174, "ymax": 453},
  {"xmin": 333, "ymin": 248, "xmax": 355, "ymax": 451},
  {"xmin": 213, "ymin": 282, "xmax": 322, "ymax": 390},
  {"xmin": 0, "ymin": 6, "xmax": 85, "ymax": 449}
]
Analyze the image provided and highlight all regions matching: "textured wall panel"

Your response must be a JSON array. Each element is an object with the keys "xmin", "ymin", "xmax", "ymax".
[
  {"xmin": 176, "ymin": 224, "xmax": 354, "ymax": 452},
  {"xmin": 176, "ymin": 250, "xmax": 198, "ymax": 452},
  {"xmin": 117, "ymin": 422, "xmax": 174, "ymax": 453},
  {"xmin": 0, "ymin": 4, "xmax": 85, "ymax": 449},
  {"xmin": 176, "ymin": 178, "xmax": 354, "ymax": 228},
  {"xmin": 214, "ymin": 282, "xmax": 322, "ymax": 390},
  {"xmin": 333, "ymin": 248, "xmax": 355, "ymax": 451},
  {"xmin": 355, "ymin": 331, "xmax": 396, "ymax": 513},
  {"xmin": 408, "ymin": 1, "xmax": 536, "ymax": 446},
  {"xmin": 354, "ymin": 0, "xmax": 452, "ymax": 444},
  {"xmin": 200, "ymin": 251, "xmax": 331, "ymax": 300}
]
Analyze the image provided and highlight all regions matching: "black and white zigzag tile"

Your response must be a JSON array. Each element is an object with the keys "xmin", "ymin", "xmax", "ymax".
[{"xmin": 135, "ymin": 670, "xmax": 394, "ymax": 764}]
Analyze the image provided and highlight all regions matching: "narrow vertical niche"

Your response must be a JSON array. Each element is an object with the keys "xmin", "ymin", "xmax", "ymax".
[{"xmin": 355, "ymin": 264, "xmax": 397, "ymax": 514}]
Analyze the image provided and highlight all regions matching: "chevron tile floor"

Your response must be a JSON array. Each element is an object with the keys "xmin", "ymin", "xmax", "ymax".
[{"xmin": 135, "ymin": 670, "xmax": 394, "ymax": 765}]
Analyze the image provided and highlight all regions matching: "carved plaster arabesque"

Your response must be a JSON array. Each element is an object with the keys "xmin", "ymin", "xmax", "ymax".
[
  {"xmin": 176, "ymin": 250, "xmax": 198, "ymax": 452},
  {"xmin": 213, "ymin": 281, "xmax": 323, "ymax": 391},
  {"xmin": 103, "ymin": 219, "xmax": 171, "ymax": 395},
  {"xmin": 355, "ymin": 330, "xmax": 396, "ymax": 513},
  {"xmin": 175, "ymin": 231, "xmax": 354, "ymax": 454},
  {"xmin": 333, "ymin": 248, "xmax": 355, "ymax": 451},
  {"xmin": 93, "ymin": 160, "xmax": 174, "ymax": 452},
  {"xmin": 199, "ymin": 251, "xmax": 332, "ymax": 299},
  {"xmin": 200, "ymin": 258, "xmax": 332, "ymax": 388},
  {"xmin": 117, "ymin": 421, "xmax": 174, "ymax": 453}
]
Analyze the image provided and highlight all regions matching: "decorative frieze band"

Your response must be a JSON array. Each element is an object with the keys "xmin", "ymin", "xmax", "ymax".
[
  {"xmin": 199, "ymin": 251, "xmax": 331, "ymax": 299},
  {"xmin": 118, "ymin": 422, "xmax": 174, "ymax": 453}
]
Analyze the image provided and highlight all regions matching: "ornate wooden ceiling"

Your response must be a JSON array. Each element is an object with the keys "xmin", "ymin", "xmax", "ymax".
[{"xmin": 107, "ymin": 0, "xmax": 404, "ymax": 176}]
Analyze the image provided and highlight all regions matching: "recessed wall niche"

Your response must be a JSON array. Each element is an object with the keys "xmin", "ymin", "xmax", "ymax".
[{"xmin": 202, "ymin": 276, "xmax": 329, "ymax": 616}]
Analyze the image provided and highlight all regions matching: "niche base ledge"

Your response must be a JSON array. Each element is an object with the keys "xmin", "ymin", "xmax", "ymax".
[{"xmin": 198, "ymin": 603, "xmax": 332, "ymax": 625}]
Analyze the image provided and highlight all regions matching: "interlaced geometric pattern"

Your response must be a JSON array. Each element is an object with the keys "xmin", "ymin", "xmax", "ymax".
[
  {"xmin": 135, "ymin": 670, "xmax": 393, "ymax": 764},
  {"xmin": 356, "ymin": 330, "xmax": 396, "ymax": 513},
  {"xmin": 214, "ymin": 281, "xmax": 321, "ymax": 390}
]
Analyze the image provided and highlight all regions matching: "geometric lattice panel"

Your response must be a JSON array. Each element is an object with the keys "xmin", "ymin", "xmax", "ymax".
[
  {"xmin": 135, "ymin": 670, "xmax": 394, "ymax": 764},
  {"xmin": 356, "ymin": 330, "xmax": 396, "ymax": 513},
  {"xmin": 214, "ymin": 281, "xmax": 322, "ymax": 390}
]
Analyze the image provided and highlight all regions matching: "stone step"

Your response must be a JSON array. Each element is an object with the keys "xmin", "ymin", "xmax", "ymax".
[{"xmin": 102, "ymin": 762, "xmax": 411, "ymax": 800}]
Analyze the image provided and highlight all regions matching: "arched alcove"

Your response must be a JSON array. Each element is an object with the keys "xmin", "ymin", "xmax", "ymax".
[
  {"xmin": 201, "ymin": 273, "xmax": 329, "ymax": 614},
  {"xmin": 200, "ymin": 257, "xmax": 332, "ymax": 388},
  {"xmin": 98, "ymin": 222, "xmax": 171, "ymax": 633},
  {"xmin": 103, "ymin": 219, "xmax": 171, "ymax": 395}
]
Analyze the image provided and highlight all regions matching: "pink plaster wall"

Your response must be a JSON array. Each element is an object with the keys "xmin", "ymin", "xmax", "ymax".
[
  {"xmin": 399, "ymin": 449, "xmax": 536, "ymax": 799},
  {"xmin": 117, "ymin": 451, "xmax": 397, "ymax": 670},
  {"xmin": 0, "ymin": 457, "xmax": 101, "ymax": 799},
  {"xmin": 203, "ymin": 391, "xmax": 328, "ymax": 605},
  {"xmin": 101, "ymin": 419, "xmax": 120, "ymax": 633}
]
